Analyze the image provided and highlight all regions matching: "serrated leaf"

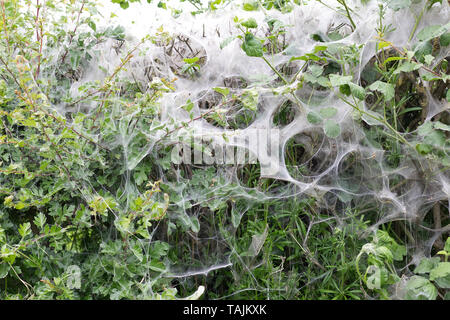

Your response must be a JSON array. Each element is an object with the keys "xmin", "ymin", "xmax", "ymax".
[
  {"xmin": 429, "ymin": 262, "xmax": 450, "ymax": 289},
  {"xmin": 131, "ymin": 243, "xmax": 143, "ymax": 262},
  {"xmin": 393, "ymin": 61, "xmax": 421, "ymax": 74},
  {"xmin": 241, "ymin": 18, "xmax": 258, "ymax": 29},
  {"xmin": 0, "ymin": 263, "xmax": 9, "ymax": 279},
  {"xmin": 148, "ymin": 260, "xmax": 165, "ymax": 272},
  {"xmin": 190, "ymin": 216, "xmax": 200, "ymax": 233},
  {"xmin": 434, "ymin": 121, "xmax": 450, "ymax": 132},
  {"xmin": 18, "ymin": 222, "xmax": 31, "ymax": 238},
  {"xmin": 405, "ymin": 276, "xmax": 438, "ymax": 300},
  {"xmin": 368, "ymin": 81, "xmax": 395, "ymax": 101},
  {"xmin": 213, "ymin": 87, "xmax": 230, "ymax": 97},
  {"xmin": 33, "ymin": 212, "xmax": 46, "ymax": 229},
  {"xmin": 416, "ymin": 23, "xmax": 450, "ymax": 42},
  {"xmin": 241, "ymin": 33, "xmax": 263, "ymax": 57},
  {"xmin": 341, "ymin": 82, "xmax": 366, "ymax": 100},
  {"xmin": 414, "ymin": 257, "xmax": 441, "ymax": 274},
  {"xmin": 243, "ymin": 1, "xmax": 258, "ymax": 11},
  {"xmin": 414, "ymin": 40, "xmax": 432, "ymax": 63},
  {"xmin": 329, "ymin": 74, "xmax": 352, "ymax": 87},
  {"xmin": 424, "ymin": 55, "xmax": 435, "ymax": 65}
]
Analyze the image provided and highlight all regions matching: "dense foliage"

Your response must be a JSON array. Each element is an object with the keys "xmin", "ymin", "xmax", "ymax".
[{"xmin": 0, "ymin": 0, "xmax": 449, "ymax": 300}]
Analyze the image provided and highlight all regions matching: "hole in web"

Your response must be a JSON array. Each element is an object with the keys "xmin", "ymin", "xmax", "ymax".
[
  {"xmin": 429, "ymin": 56, "xmax": 449, "ymax": 102},
  {"xmin": 361, "ymin": 48, "xmax": 428, "ymax": 133},
  {"xmin": 295, "ymin": 59, "xmax": 341, "ymax": 106},
  {"xmin": 272, "ymin": 99, "xmax": 298, "ymax": 127},
  {"xmin": 337, "ymin": 150, "xmax": 383, "ymax": 194},
  {"xmin": 284, "ymin": 130, "xmax": 337, "ymax": 182},
  {"xmin": 196, "ymin": 89, "xmax": 259, "ymax": 130}
]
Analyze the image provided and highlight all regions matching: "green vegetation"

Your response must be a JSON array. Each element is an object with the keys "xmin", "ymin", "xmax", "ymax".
[{"xmin": 0, "ymin": 0, "xmax": 448, "ymax": 300}]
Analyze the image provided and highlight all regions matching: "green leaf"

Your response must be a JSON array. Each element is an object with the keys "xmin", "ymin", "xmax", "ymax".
[
  {"xmin": 148, "ymin": 260, "xmax": 166, "ymax": 272},
  {"xmin": 241, "ymin": 18, "xmax": 258, "ymax": 29},
  {"xmin": 417, "ymin": 121, "xmax": 433, "ymax": 136},
  {"xmin": 309, "ymin": 64, "xmax": 324, "ymax": 78},
  {"xmin": 243, "ymin": 1, "xmax": 258, "ymax": 11},
  {"xmin": 183, "ymin": 57, "xmax": 199, "ymax": 64},
  {"xmin": 414, "ymin": 40, "xmax": 432, "ymax": 63},
  {"xmin": 240, "ymin": 89, "xmax": 259, "ymax": 111},
  {"xmin": 181, "ymin": 99, "xmax": 194, "ymax": 112},
  {"xmin": 33, "ymin": 212, "xmax": 47, "ymax": 230},
  {"xmin": 375, "ymin": 246, "xmax": 393, "ymax": 263},
  {"xmin": 434, "ymin": 121, "xmax": 450, "ymax": 132},
  {"xmin": 307, "ymin": 112, "xmax": 322, "ymax": 124},
  {"xmin": 18, "ymin": 222, "xmax": 31, "ymax": 238},
  {"xmin": 414, "ymin": 257, "xmax": 441, "ymax": 274},
  {"xmin": 387, "ymin": 0, "xmax": 411, "ymax": 11},
  {"xmin": 405, "ymin": 276, "xmax": 438, "ymax": 300},
  {"xmin": 324, "ymin": 119, "xmax": 340, "ymax": 138},
  {"xmin": 70, "ymin": 51, "xmax": 81, "ymax": 70},
  {"xmin": 440, "ymin": 32, "xmax": 450, "ymax": 47},
  {"xmin": 397, "ymin": 107, "xmax": 422, "ymax": 117},
  {"xmin": 190, "ymin": 216, "xmax": 200, "ymax": 233},
  {"xmin": 340, "ymin": 82, "xmax": 366, "ymax": 100},
  {"xmin": 424, "ymin": 54, "xmax": 435, "ymax": 65},
  {"xmin": 416, "ymin": 143, "xmax": 432, "ymax": 155},
  {"xmin": 131, "ymin": 243, "xmax": 143, "ymax": 262},
  {"xmin": 445, "ymin": 237, "xmax": 450, "ymax": 253},
  {"xmin": 0, "ymin": 262, "xmax": 9, "ymax": 279},
  {"xmin": 368, "ymin": 81, "xmax": 395, "ymax": 101},
  {"xmin": 1, "ymin": 245, "xmax": 16, "ymax": 264},
  {"xmin": 319, "ymin": 107, "xmax": 337, "ymax": 119},
  {"xmin": 416, "ymin": 23, "xmax": 450, "ymax": 42},
  {"xmin": 87, "ymin": 20, "xmax": 97, "ymax": 32},
  {"xmin": 120, "ymin": 1, "xmax": 130, "ymax": 9},
  {"xmin": 213, "ymin": 87, "xmax": 230, "ymax": 97},
  {"xmin": 241, "ymin": 33, "xmax": 263, "ymax": 57},
  {"xmin": 393, "ymin": 61, "xmax": 421, "ymax": 74},
  {"xmin": 220, "ymin": 36, "xmax": 237, "ymax": 49},
  {"xmin": 423, "ymin": 129, "xmax": 445, "ymax": 147},
  {"xmin": 382, "ymin": 56, "xmax": 406, "ymax": 66},
  {"xmin": 329, "ymin": 74, "xmax": 352, "ymax": 87},
  {"xmin": 429, "ymin": 262, "xmax": 450, "ymax": 288}
]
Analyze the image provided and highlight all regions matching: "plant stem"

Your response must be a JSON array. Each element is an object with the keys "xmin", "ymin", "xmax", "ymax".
[
  {"xmin": 339, "ymin": 0, "xmax": 356, "ymax": 30},
  {"xmin": 339, "ymin": 94, "xmax": 413, "ymax": 148},
  {"xmin": 262, "ymin": 56, "xmax": 305, "ymax": 113},
  {"xmin": 262, "ymin": 56, "xmax": 289, "ymax": 85},
  {"xmin": 408, "ymin": 2, "xmax": 427, "ymax": 42}
]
